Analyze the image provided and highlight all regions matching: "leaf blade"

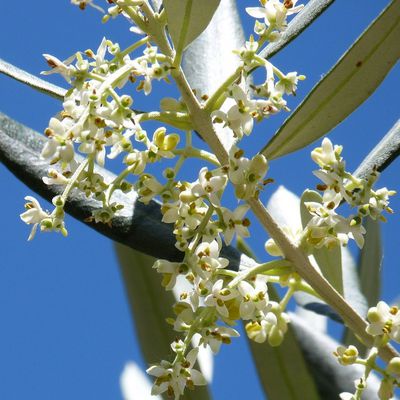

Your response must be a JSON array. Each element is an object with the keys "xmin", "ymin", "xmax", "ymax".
[
  {"xmin": 261, "ymin": 0, "xmax": 400, "ymax": 160},
  {"xmin": 0, "ymin": 58, "xmax": 66, "ymax": 101},
  {"xmin": 354, "ymin": 119, "xmax": 400, "ymax": 180},
  {"xmin": 164, "ymin": 0, "xmax": 221, "ymax": 51},
  {"xmin": 359, "ymin": 217, "xmax": 382, "ymax": 308}
]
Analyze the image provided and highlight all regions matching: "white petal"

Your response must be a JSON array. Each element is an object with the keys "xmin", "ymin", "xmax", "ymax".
[
  {"xmin": 245, "ymin": 7, "xmax": 267, "ymax": 19},
  {"xmin": 190, "ymin": 369, "xmax": 207, "ymax": 386},
  {"xmin": 121, "ymin": 362, "xmax": 161, "ymax": 400}
]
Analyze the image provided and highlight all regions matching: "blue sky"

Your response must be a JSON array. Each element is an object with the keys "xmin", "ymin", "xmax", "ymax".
[{"xmin": 0, "ymin": 1, "xmax": 399, "ymax": 399}]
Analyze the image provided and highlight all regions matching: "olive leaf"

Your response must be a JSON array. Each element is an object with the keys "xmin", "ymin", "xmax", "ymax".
[
  {"xmin": 164, "ymin": 0, "xmax": 221, "ymax": 52},
  {"xmin": 354, "ymin": 119, "xmax": 400, "ymax": 180},
  {"xmin": 261, "ymin": 0, "xmax": 400, "ymax": 160},
  {"xmin": 0, "ymin": 58, "xmax": 66, "ymax": 101}
]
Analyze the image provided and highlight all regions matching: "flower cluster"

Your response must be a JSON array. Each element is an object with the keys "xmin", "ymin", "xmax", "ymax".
[
  {"xmin": 246, "ymin": 0, "xmax": 304, "ymax": 40},
  {"xmin": 336, "ymin": 301, "xmax": 400, "ymax": 400},
  {"xmin": 304, "ymin": 138, "xmax": 395, "ymax": 249},
  {"xmin": 19, "ymin": 1, "xmax": 398, "ymax": 400},
  {"xmin": 22, "ymin": 32, "xmax": 176, "ymax": 236}
]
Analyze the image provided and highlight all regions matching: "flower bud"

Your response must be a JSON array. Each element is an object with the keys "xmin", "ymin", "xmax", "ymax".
[
  {"xmin": 387, "ymin": 357, "xmax": 400, "ymax": 375},
  {"xmin": 52, "ymin": 195, "xmax": 64, "ymax": 207},
  {"xmin": 120, "ymin": 95, "xmax": 133, "ymax": 108},
  {"xmin": 153, "ymin": 127, "xmax": 166, "ymax": 147},
  {"xmin": 264, "ymin": 238, "xmax": 283, "ymax": 257},
  {"xmin": 268, "ymin": 325, "xmax": 284, "ymax": 347},
  {"xmin": 163, "ymin": 134, "xmax": 180, "ymax": 151},
  {"xmin": 367, "ymin": 307, "xmax": 381, "ymax": 323}
]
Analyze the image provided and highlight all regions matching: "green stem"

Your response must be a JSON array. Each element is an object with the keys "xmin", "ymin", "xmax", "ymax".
[
  {"xmin": 280, "ymin": 286, "xmax": 295, "ymax": 310},
  {"xmin": 228, "ymin": 259, "xmax": 293, "ymax": 288},
  {"xmin": 137, "ymin": 111, "xmax": 192, "ymax": 130},
  {"xmin": 60, "ymin": 158, "xmax": 89, "ymax": 203},
  {"xmin": 105, "ymin": 163, "xmax": 136, "ymax": 204},
  {"xmin": 172, "ymin": 147, "xmax": 220, "ymax": 166},
  {"xmin": 187, "ymin": 204, "xmax": 215, "ymax": 254},
  {"xmin": 112, "ymin": 36, "xmax": 149, "ymax": 63},
  {"xmin": 204, "ymin": 66, "xmax": 243, "ymax": 112}
]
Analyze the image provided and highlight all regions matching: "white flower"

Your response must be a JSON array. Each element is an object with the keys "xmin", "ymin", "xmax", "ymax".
[
  {"xmin": 147, "ymin": 348, "xmax": 206, "ymax": 399},
  {"xmin": 41, "ymin": 53, "xmax": 77, "ymax": 82},
  {"xmin": 246, "ymin": 0, "xmax": 303, "ymax": 31},
  {"xmin": 213, "ymin": 84, "xmax": 256, "ymax": 138},
  {"xmin": 137, "ymin": 174, "xmax": 164, "ymax": 204},
  {"xmin": 311, "ymin": 137, "xmax": 342, "ymax": 169},
  {"xmin": 245, "ymin": 302, "xmax": 289, "ymax": 346},
  {"xmin": 204, "ymin": 279, "xmax": 238, "ymax": 318},
  {"xmin": 229, "ymin": 147, "xmax": 269, "ymax": 200},
  {"xmin": 334, "ymin": 345, "xmax": 359, "ymax": 366},
  {"xmin": 191, "ymin": 167, "xmax": 227, "ymax": 207},
  {"xmin": 42, "ymin": 168, "xmax": 70, "ymax": 186},
  {"xmin": 124, "ymin": 150, "xmax": 147, "ymax": 174},
  {"xmin": 194, "ymin": 240, "xmax": 229, "ymax": 279},
  {"xmin": 221, "ymin": 205, "xmax": 250, "ymax": 245},
  {"xmin": 238, "ymin": 275, "xmax": 269, "ymax": 320},
  {"xmin": 153, "ymin": 259, "xmax": 187, "ymax": 290},
  {"xmin": 41, "ymin": 118, "xmax": 76, "ymax": 167},
  {"xmin": 20, "ymin": 196, "xmax": 50, "ymax": 240},
  {"xmin": 275, "ymin": 71, "xmax": 304, "ymax": 95},
  {"xmin": 198, "ymin": 325, "xmax": 240, "ymax": 353},
  {"xmin": 366, "ymin": 301, "xmax": 400, "ymax": 342}
]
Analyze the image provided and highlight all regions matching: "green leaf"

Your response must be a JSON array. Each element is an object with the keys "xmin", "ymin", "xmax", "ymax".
[
  {"xmin": 261, "ymin": 0, "xmax": 400, "ymax": 160},
  {"xmin": 354, "ymin": 119, "xmax": 400, "ymax": 180},
  {"xmin": 0, "ymin": 58, "xmax": 66, "ymax": 101},
  {"xmin": 247, "ymin": 285, "xmax": 320, "ymax": 400},
  {"xmin": 164, "ymin": 0, "xmax": 221, "ymax": 52},
  {"xmin": 115, "ymin": 243, "xmax": 211, "ymax": 400},
  {"xmin": 359, "ymin": 217, "xmax": 382, "ymax": 308},
  {"xmin": 300, "ymin": 190, "xmax": 343, "ymax": 295}
]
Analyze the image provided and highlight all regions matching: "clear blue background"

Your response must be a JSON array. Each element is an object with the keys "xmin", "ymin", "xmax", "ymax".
[{"xmin": 0, "ymin": 1, "xmax": 399, "ymax": 399}]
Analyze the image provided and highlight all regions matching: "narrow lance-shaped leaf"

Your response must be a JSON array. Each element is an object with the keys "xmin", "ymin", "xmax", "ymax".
[
  {"xmin": 358, "ymin": 217, "xmax": 382, "ymax": 308},
  {"xmin": 115, "ymin": 244, "xmax": 211, "ymax": 400},
  {"xmin": 0, "ymin": 58, "xmax": 67, "ymax": 101},
  {"xmin": 261, "ymin": 0, "xmax": 400, "ymax": 160},
  {"xmin": 164, "ymin": 0, "xmax": 221, "ymax": 52},
  {"xmin": 354, "ymin": 119, "xmax": 400, "ymax": 180}
]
